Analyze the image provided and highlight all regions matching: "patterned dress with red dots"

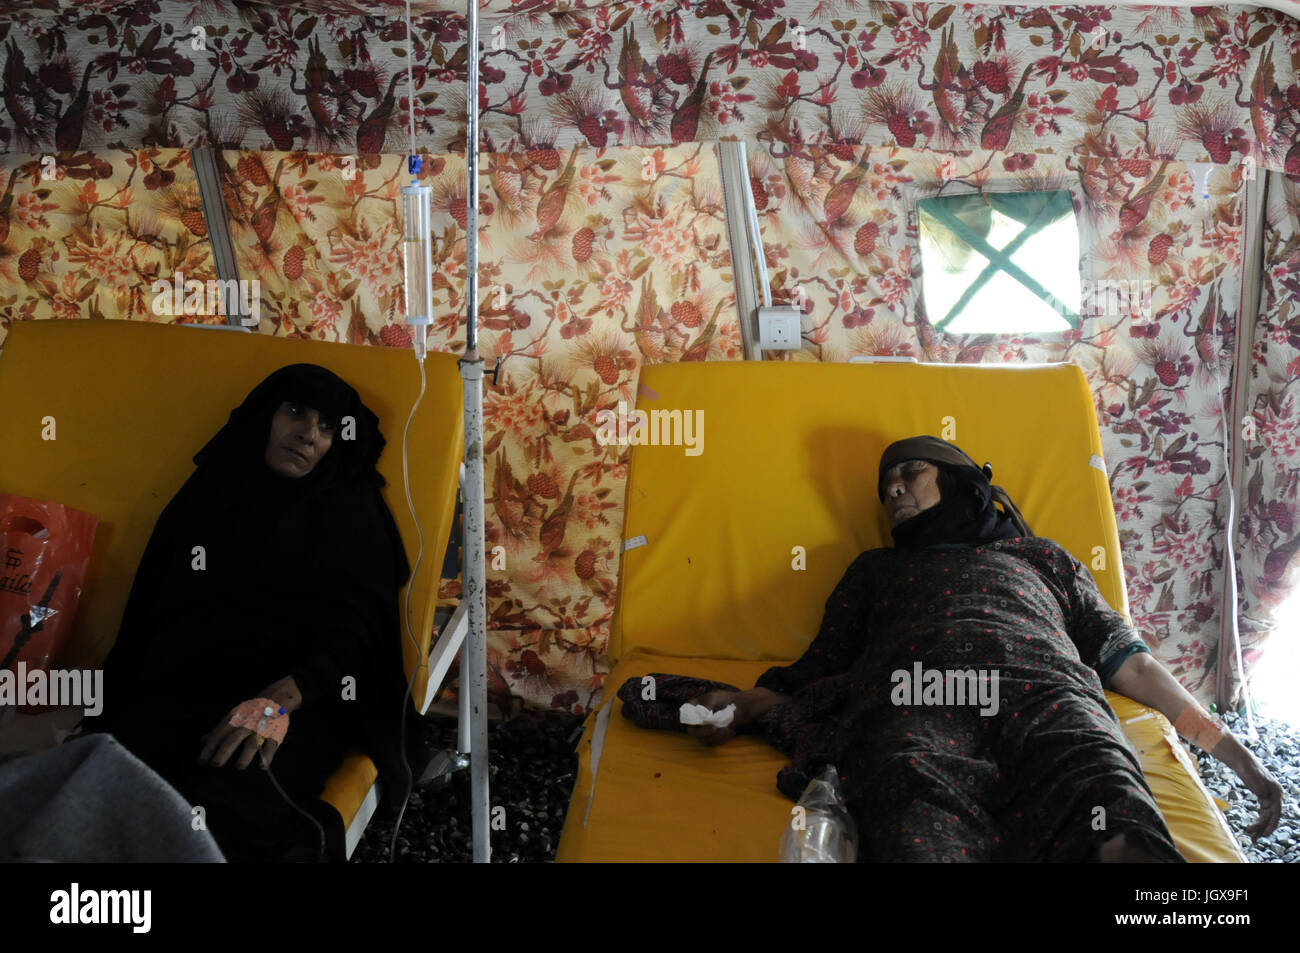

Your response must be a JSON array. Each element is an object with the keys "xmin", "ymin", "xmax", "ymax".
[{"xmin": 753, "ymin": 536, "xmax": 1183, "ymax": 863}]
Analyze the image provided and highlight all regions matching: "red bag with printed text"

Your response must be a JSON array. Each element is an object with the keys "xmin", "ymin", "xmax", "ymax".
[{"xmin": 0, "ymin": 494, "xmax": 99, "ymax": 686}]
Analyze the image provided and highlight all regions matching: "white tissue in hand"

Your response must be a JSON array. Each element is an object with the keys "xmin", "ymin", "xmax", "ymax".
[{"xmin": 679, "ymin": 703, "xmax": 736, "ymax": 727}]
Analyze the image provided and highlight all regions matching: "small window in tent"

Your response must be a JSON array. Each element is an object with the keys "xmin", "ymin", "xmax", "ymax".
[{"xmin": 916, "ymin": 190, "xmax": 1081, "ymax": 334}]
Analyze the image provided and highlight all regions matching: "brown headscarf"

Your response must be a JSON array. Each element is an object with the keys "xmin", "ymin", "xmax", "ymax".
[{"xmin": 877, "ymin": 436, "xmax": 1032, "ymax": 549}]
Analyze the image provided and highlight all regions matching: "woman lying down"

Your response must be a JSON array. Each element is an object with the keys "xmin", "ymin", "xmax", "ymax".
[{"xmin": 685, "ymin": 436, "xmax": 1283, "ymax": 862}]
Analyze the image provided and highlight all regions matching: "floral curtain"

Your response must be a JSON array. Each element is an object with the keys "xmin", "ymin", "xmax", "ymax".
[
  {"xmin": 0, "ymin": 148, "xmax": 213, "ymax": 348},
  {"xmin": 1, "ymin": 0, "xmax": 1297, "ymax": 711},
  {"xmin": 0, "ymin": 3, "xmax": 1294, "ymax": 173},
  {"xmin": 1240, "ymin": 173, "xmax": 1300, "ymax": 703},
  {"xmin": 220, "ymin": 151, "xmax": 418, "ymax": 342}
]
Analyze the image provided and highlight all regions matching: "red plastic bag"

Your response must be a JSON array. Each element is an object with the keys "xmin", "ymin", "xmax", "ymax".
[{"xmin": 0, "ymin": 494, "xmax": 99, "ymax": 682}]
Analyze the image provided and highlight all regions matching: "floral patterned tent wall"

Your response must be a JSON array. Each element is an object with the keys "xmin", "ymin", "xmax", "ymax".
[
  {"xmin": 0, "ymin": 1, "xmax": 1297, "ymax": 711},
  {"xmin": 0, "ymin": 151, "xmax": 214, "ymax": 328},
  {"xmin": 1243, "ymin": 175, "xmax": 1300, "ymax": 703}
]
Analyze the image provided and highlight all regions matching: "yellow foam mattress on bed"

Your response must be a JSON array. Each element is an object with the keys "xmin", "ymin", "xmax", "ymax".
[{"xmin": 557, "ymin": 360, "xmax": 1244, "ymax": 863}]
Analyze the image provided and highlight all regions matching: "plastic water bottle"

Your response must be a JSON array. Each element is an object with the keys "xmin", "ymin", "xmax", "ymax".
[{"xmin": 778, "ymin": 765, "xmax": 859, "ymax": 863}]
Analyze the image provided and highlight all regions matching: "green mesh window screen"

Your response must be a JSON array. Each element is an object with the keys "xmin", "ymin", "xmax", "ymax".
[{"xmin": 916, "ymin": 190, "xmax": 1081, "ymax": 334}]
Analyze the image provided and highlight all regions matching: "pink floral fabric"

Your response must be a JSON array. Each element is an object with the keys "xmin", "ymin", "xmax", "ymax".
[
  {"xmin": 1, "ymin": 0, "xmax": 1297, "ymax": 711},
  {"xmin": 0, "ymin": 149, "xmax": 215, "ymax": 347},
  {"xmin": 0, "ymin": 4, "xmax": 1294, "ymax": 174},
  {"xmin": 1239, "ymin": 173, "xmax": 1300, "ymax": 704}
]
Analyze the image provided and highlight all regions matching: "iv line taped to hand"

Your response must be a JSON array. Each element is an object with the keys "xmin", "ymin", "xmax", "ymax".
[
  {"xmin": 227, "ymin": 697, "xmax": 289, "ymax": 745},
  {"xmin": 259, "ymin": 747, "xmax": 327, "ymax": 862},
  {"xmin": 389, "ymin": 307, "xmax": 431, "ymax": 862},
  {"xmin": 213, "ymin": 698, "xmax": 326, "ymax": 862},
  {"xmin": 391, "ymin": 6, "xmax": 437, "ymax": 856}
]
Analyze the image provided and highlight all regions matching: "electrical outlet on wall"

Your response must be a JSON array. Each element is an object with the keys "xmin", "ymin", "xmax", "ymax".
[{"xmin": 757, "ymin": 306, "xmax": 802, "ymax": 350}]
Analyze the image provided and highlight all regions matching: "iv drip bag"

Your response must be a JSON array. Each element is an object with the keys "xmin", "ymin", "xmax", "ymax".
[{"xmin": 402, "ymin": 180, "xmax": 434, "ymax": 360}]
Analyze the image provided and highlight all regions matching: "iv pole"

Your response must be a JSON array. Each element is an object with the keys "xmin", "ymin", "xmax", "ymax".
[
  {"xmin": 459, "ymin": 0, "xmax": 490, "ymax": 863},
  {"xmin": 401, "ymin": 0, "xmax": 488, "ymax": 863}
]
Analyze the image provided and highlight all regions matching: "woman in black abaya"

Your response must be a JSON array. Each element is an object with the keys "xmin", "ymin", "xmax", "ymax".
[{"xmin": 84, "ymin": 364, "xmax": 415, "ymax": 862}]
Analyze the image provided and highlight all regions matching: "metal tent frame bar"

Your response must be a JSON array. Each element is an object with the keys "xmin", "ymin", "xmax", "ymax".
[{"xmin": 191, "ymin": 147, "xmax": 250, "ymax": 329}]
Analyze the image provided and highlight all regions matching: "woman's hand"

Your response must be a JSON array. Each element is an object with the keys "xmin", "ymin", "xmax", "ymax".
[
  {"xmin": 198, "ymin": 676, "xmax": 302, "ymax": 770},
  {"xmin": 1241, "ymin": 759, "xmax": 1284, "ymax": 841},
  {"xmin": 1214, "ymin": 737, "xmax": 1284, "ymax": 840},
  {"xmin": 1108, "ymin": 654, "xmax": 1284, "ymax": 840},
  {"xmin": 261, "ymin": 675, "xmax": 304, "ymax": 714},
  {"xmin": 686, "ymin": 687, "xmax": 788, "ymax": 746},
  {"xmin": 686, "ymin": 690, "xmax": 742, "ymax": 746}
]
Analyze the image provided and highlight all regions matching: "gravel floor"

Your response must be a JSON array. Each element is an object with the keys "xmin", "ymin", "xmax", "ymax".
[
  {"xmin": 352, "ymin": 709, "xmax": 583, "ymax": 863},
  {"xmin": 353, "ymin": 707, "xmax": 1300, "ymax": 863},
  {"xmin": 1193, "ymin": 710, "xmax": 1300, "ymax": 863}
]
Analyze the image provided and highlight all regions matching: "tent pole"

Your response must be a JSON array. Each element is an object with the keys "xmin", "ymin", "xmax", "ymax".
[
  {"xmin": 459, "ymin": 0, "xmax": 489, "ymax": 863},
  {"xmin": 459, "ymin": 353, "xmax": 488, "ymax": 862}
]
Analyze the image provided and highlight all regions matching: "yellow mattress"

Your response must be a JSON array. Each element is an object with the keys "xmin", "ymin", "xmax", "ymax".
[
  {"xmin": 0, "ymin": 319, "xmax": 464, "ymax": 829},
  {"xmin": 557, "ymin": 360, "xmax": 1244, "ymax": 862}
]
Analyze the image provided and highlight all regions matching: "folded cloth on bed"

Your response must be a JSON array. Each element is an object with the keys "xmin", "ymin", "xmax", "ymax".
[
  {"xmin": 617, "ymin": 674, "xmax": 739, "ymax": 732},
  {"xmin": 680, "ymin": 703, "xmax": 736, "ymax": 727}
]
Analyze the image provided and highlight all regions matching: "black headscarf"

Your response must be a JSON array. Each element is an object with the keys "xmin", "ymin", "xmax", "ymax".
[
  {"xmin": 95, "ymin": 364, "xmax": 414, "ymax": 806},
  {"xmin": 194, "ymin": 362, "xmax": 389, "ymax": 490},
  {"xmin": 877, "ymin": 436, "xmax": 1033, "ymax": 549}
]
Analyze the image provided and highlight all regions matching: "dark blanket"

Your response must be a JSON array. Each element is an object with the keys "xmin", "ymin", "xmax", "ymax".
[{"xmin": 751, "ymin": 536, "xmax": 1178, "ymax": 862}]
